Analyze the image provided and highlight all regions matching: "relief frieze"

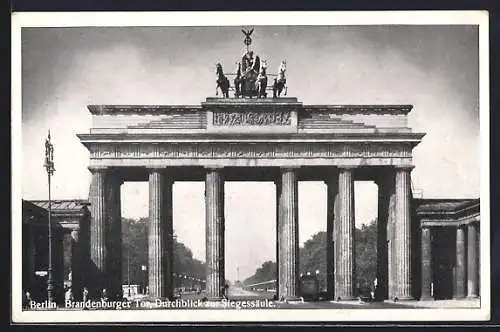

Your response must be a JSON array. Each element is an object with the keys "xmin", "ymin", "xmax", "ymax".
[{"xmin": 90, "ymin": 142, "xmax": 412, "ymax": 159}]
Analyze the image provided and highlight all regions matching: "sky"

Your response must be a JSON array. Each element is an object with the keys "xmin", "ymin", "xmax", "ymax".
[{"xmin": 20, "ymin": 25, "xmax": 480, "ymax": 281}]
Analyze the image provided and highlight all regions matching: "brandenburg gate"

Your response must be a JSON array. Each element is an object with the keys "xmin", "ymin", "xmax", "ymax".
[
  {"xmin": 77, "ymin": 31, "xmax": 425, "ymax": 302},
  {"xmin": 78, "ymin": 96, "xmax": 424, "ymax": 301}
]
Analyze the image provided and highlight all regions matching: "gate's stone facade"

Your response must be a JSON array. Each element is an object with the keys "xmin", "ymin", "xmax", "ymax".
[{"xmin": 77, "ymin": 97, "xmax": 425, "ymax": 301}]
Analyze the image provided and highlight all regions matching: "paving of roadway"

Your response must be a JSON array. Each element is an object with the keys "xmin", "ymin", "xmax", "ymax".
[
  {"xmin": 179, "ymin": 286, "xmax": 423, "ymax": 309},
  {"xmin": 227, "ymin": 286, "xmax": 273, "ymax": 299}
]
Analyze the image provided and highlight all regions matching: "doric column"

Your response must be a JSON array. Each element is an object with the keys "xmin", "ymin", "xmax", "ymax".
[
  {"xmin": 106, "ymin": 173, "xmax": 123, "ymax": 300},
  {"xmin": 454, "ymin": 225, "xmax": 466, "ymax": 298},
  {"xmin": 78, "ymin": 206, "xmax": 91, "ymax": 298},
  {"xmin": 164, "ymin": 176, "xmax": 174, "ymax": 300},
  {"xmin": 275, "ymin": 179, "xmax": 281, "ymax": 297},
  {"xmin": 61, "ymin": 231, "xmax": 72, "ymax": 284},
  {"xmin": 386, "ymin": 174, "xmax": 396, "ymax": 300},
  {"xmin": 326, "ymin": 172, "xmax": 339, "ymax": 301},
  {"xmin": 467, "ymin": 222, "xmax": 478, "ymax": 298},
  {"xmin": 89, "ymin": 166, "xmax": 108, "ymax": 298},
  {"xmin": 393, "ymin": 165, "xmax": 414, "ymax": 300},
  {"xmin": 420, "ymin": 226, "xmax": 433, "ymax": 300},
  {"xmin": 148, "ymin": 169, "xmax": 174, "ymax": 299},
  {"xmin": 205, "ymin": 167, "xmax": 225, "ymax": 300},
  {"xmin": 70, "ymin": 229, "xmax": 84, "ymax": 300},
  {"xmin": 277, "ymin": 167, "xmax": 300, "ymax": 301},
  {"xmin": 375, "ymin": 173, "xmax": 390, "ymax": 301},
  {"xmin": 335, "ymin": 166, "xmax": 356, "ymax": 300}
]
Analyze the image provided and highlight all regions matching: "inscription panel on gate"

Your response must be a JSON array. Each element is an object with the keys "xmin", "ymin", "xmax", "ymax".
[
  {"xmin": 213, "ymin": 110, "xmax": 291, "ymax": 126},
  {"xmin": 206, "ymin": 107, "xmax": 298, "ymax": 133}
]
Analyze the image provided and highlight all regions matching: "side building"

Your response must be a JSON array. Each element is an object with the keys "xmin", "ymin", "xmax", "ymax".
[
  {"xmin": 22, "ymin": 199, "xmax": 90, "ymax": 303},
  {"xmin": 414, "ymin": 198, "xmax": 480, "ymax": 300}
]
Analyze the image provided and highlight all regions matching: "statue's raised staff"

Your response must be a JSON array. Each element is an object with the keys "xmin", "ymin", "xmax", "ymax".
[{"xmin": 215, "ymin": 63, "xmax": 230, "ymax": 98}]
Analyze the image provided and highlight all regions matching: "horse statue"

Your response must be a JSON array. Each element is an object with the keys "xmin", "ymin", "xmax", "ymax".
[
  {"xmin": 256, "ymin": 61, "xmax": 268, "ymax": 98},
  {"xmin": 234, "ymin": 62, "xmax": 242, "ymax": 97},
  {"xmin": 215, "ymin": 63, "xmax": 230, "ymax": 98},
  {"xmin": 273, "ymin": 60, "xmax": 287, "ymax": 98}
]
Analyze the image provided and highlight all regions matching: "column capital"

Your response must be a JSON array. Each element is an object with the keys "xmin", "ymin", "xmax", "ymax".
[
  {"xmin": 468, "ymin": 219, "xmax": 480, "ymax": 227},
  {"xmin": 279, "ymin": 166, "xmax": 301, "ymax": 171},
  {"xmin": 337, "ymin": 165, "xmax": 357, "ymax": 170},
  {"xmin": 146, "ymin": 166, "xmax": 166, "ymax": 172},
  {"xmin": 464, "ymin": 216, "xmax": 480, "ymax": 226},
  {"xmin": 88, "ymin": 165, "xmax": 109, "ymax": 173},
  {"xmin": 205, "ymin": 166, "xmax": 224, "ymax": 170},
  {"xmin": 394, "ymin": 165, "xmax": 415, "ymax": 171}
]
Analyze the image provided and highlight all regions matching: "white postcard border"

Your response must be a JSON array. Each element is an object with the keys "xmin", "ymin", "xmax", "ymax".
[{"xmin": 11, "ymin": 10, "xmax": 490, "ymax": 323}]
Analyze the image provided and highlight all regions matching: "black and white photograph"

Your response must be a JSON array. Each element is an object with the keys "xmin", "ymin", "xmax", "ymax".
[{"xmin": 11, "ymin": 11, "xmax": 490, "ymax": 323}]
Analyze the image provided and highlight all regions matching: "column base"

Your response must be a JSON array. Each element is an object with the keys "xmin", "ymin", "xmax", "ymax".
[
  {"xmin": 334, "ymin": 296, "xmax": 358, "ymax": 302},
  {"xmin": 277, "ymin": 294, "xmax": 302, "ymax": 302},
  {"xmin": 466, "ymin": 295, "xmax": 479, "ymax": 299},
  {"xmin": 392, "ymin": 296, "xmax": 414, "ymax": 302},
  {"xmin": 453, "ymin": 295, "xmax": 466, "ymax": 300},
  {"xmin": 284, "ymin": 295, "xmax": 303, "ymax": 303},
  {"xmin": 419, "ymin": 296, "xmax": 434, "ymax": 301}
]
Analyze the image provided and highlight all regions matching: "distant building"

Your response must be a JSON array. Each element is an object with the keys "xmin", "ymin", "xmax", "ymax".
[{"xmin": 22, "ymin": 199, "xmax": 90, "ymax": 303}]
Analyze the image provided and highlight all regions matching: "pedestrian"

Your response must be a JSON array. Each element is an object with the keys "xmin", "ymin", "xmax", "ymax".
[
  {"xmin": 101, "ymin": 288, "xmax": 108, "ymax": 301},
  {"xmin": 23, "ymin": 291, "xmax": 32, "ymax": 310},
  {"xmin": 371, "ymin": 278, "xmax": 377, "ymax": 300},
  {"xmin": 65, "ymin": 287, "xmax": 74, "ymax": 302},
  {"xmin": 82, "ymin": 287, "xmax": 89, "ymax": 302}
]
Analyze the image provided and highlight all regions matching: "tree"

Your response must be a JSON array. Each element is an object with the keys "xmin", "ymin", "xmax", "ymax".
[
  {"xmin": 243, "ymin": 219, "xmax": 378, "ymax": 294},
  {"xmin": 355, "ymin": 220, "xmax": 377, "ymax": 290},
  {"xmin": 243, "ymin": 260, "xmax": 277, "ymax": 286},
  {"xmin": 121, "ymin": 217, "xmax": 206, "ymax": 287},
  {"xmin": 299, "ymin": 231, "xmax": 327, "ymax": 289},
  {"xmin": 122, "ymin": 218, "xmax": 148, "ymax": 285}
]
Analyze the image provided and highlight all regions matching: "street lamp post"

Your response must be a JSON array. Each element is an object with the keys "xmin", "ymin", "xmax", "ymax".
[
  {"xmin": 43, "ymin": 130, "xmax": 55, "ymax": 303},
  {"xmin": 127, "ymin": 250, "xmax": 131, "ymax": 297},
  {"xmin": 141, "ymin": 265, "xmax": 147, "ymax": 294}
]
